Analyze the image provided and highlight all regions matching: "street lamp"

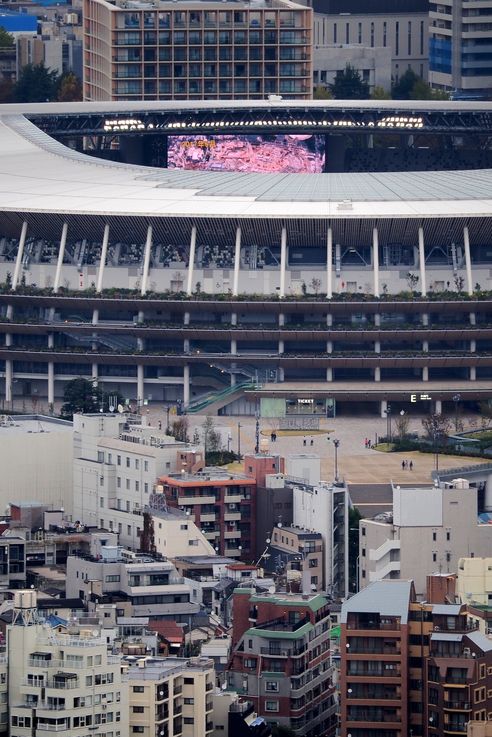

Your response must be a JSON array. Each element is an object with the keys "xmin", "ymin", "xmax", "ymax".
[
  {"xmin": 453, "ymin": 393, "xmax": 461, "ymax": 432},
  {"xmin": 332, "ymin": 438, "xmax": 340, "ymax": 482},
  {"xmin": 384, "ymin": 405, "xmax": 392, "ymax": 442}
]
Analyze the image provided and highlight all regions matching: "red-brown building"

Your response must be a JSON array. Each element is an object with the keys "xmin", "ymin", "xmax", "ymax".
[
  {"xmin": 227, "ymin": 588, "xmax": 337, "ymax": 737},
  {"xmin": 157, "ymin": 467, "xmax": 256, "ymax": 561}
]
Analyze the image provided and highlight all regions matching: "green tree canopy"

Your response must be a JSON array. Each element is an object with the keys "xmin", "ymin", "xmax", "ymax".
[
  {"xmin": 57, "ymin": 72, "xmax": 83, "ymax": 102},
  {"xmin": 329, "ymin": 64, "xmax": 370, "ymax": 99},
  {"xmin": 14, "ymin": 62, "xmax": 60, "ymax": 102},
  {"xmin": 392, "ymin": 69, "xmax": 450, "ymax": 100},
  {"xmin": 61, "ymin": 377, "xmax": 123, "ymax": 419},
  {"xmin": 0, "ymin": 26, "xmax": 14, "ymax": 47},
  {"xmin": 313, "ymin": 84, "xmax": 333, "ymax": 100}
]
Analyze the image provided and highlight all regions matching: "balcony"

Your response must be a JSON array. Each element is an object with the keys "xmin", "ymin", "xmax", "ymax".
[
  {"xmin": 444, "ymin": 725, "xmax": 468, "ymax": 733},
  {"xmin": 200, "ymin": 513, "xmax": 216, "ymax": 523},
  {"xmin": 224, "ymin": 529, "xmax": 241, "ymax": 539},
  {"xmin": 443, "ymin": 701, "xmax": 471, "ymax": 710},
  {"xmin": 224, "ymin": 512, "xmax": 241, "ymax": 521},
  {"xmin": 37, "ymin": 722, "xmax": 70, "ymax": 732},
  {"xmin": 178, "ymin": 496, "xmax": 216, "ymax": 505}
]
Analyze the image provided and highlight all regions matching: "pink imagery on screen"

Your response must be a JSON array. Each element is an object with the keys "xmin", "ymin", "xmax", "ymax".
[{"xmin": 167, "ymin": 134, "xmax": 325, "ymax": 173}]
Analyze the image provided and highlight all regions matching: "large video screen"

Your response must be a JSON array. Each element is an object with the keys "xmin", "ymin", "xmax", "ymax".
[{"xmin": 167, "ymin": 134, "xmax": 325, "ymax": 173}]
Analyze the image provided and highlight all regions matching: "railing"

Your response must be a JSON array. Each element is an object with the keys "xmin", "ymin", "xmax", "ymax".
[
  {"xmin": 443, "ymin": 701, "xmax": 471, "ymax": 710},
  {"xmin": 37, "ymin": 723, "xmax": 70, "ymax": 732}
]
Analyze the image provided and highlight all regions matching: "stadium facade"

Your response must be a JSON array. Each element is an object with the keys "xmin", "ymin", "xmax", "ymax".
[{"xmin": 1, "ymin": 100, "xmax": 492, "ymax": 417}]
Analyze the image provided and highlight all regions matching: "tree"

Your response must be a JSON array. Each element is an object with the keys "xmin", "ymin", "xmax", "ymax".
[
  {"xmin": 61, "ymin": 377, "xmax": 123, "ymax": 418},
  {"xmin": 171, "ymin": 416, "xmax": 189, "ymax": 443},
  {"xmin": 371, "ymin": 85, "xmax": 391, "ymax": 100},
  {"xmin": 313, "ymin": 84, "xmax": 333, "ymax": 100},
  {"xmin": 421, "ymin": 414, "xmax": 451, "ymax": 444},
  {"xmin": 202, "ymin": 415, "xmax": 222, "ymax": 456},
  {"xmin": 329, "ymin": 64, "xmax": 370, "ymax": 100},
  {"xmin": 57, "ymin": 72, "xmax": 83, "ymax": 102},
  {"xmin": 392, "ymin": 69, "xmax": 420, "ymax": 100},
  {"xmin": 395, "ymin": 412, "xmax": 410, "ymax": 441},
  {"xmin": 140, "ymin": 512, "xmax": 156, "ymax": 555},
  {"xmin": 14, "ymin": 62, "xmax": 60, "ymax": 103},
  {"xmin": 0, "ymin": 26, "xmax": 14, "ymax": 48}
]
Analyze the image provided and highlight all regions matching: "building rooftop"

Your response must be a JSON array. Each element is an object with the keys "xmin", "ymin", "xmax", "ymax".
[
  {"xmin": 275, "ymin": 525, "xmax": 322, "ymax": 539},
  {"xmin": 0, "ymin": 415, "xmax": 72, "ymax": 435},
  {"xmin": 174, "ymin": 555, "xmax": 236, "ymax": 566},
  {"xmin": 162, "ymin": 467, "xmax": 253, "ymax": 484},
  {"xmin": 341, "ymin": 580, "xmax": 414, "ymax": 624},
  {"xmin": 126, "ymin": 656, "xmax": 213, "ymax": 680},
  {"xmin": 248, "ymin": 591, "xmax": 329, "ymax": 613}
]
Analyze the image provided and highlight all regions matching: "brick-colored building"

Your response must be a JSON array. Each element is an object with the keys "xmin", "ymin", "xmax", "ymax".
[
  {"xmin": 341, "ymin": 580, "xmax": 492, "ymax": 737},
  {"xmin": 228, "ymin": 588, "xmax": 337, "ymax": 737},
  {"xmin": 157, "ymin": 467, "xmax": 256, "ymax": 561}
]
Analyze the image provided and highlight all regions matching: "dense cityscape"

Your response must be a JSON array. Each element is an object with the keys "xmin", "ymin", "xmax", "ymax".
[{"xmin": 0, "ymin": 0, "xmax": 492, "ymax": 735}]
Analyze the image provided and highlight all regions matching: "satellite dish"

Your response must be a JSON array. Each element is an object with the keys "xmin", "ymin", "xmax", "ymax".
[{"xmin": 118, "ymin": 404, "xmax": 124, "ymax": 413}]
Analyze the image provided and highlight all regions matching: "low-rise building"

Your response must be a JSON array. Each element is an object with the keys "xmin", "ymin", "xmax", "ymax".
[
  {"xmin": 457, "ymin": 556, "xmax": 492, "ymax": 607},
  {"xmin": 268, "ymin": 525, "xmax": 324, "ymax": 593},
  {"xmin": 126, "ymin": 656, "xmax": 215, "ymax": 737},
  {"xmin": 66, "ymin": 546, "xmax": 200, "ymax": 621},
  {"xmin": 360, "ymin": 480, "xmax": 492, "ymax": 597},
  {"xmin": 158, "ymin": 468, "xmax": 256, "ymax": 560}
]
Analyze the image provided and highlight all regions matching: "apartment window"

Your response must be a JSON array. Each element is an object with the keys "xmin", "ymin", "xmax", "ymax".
[
  {"xmin": 126, "ymin": 479, "xmax": 130, "ymax": 491},
  {"xmin": 127, "ymin": 526, "xmax": 132, "ymax": 536},
  {"xmin": 432, "ymin": 552, "xmax": 437, "ymax": 562},
  {"xmin": 98, "ymin": 451, "xmax": 104, "ymax": 463},
  {"xmin": 135, "ymin": 459, "xmax": 139, "ymax": 470},
  {"xmin": 126, "ymin": 501, "xmax": 130, "ymax": 512},
  {"xmin": 432, "ymin": 531, "xmax": 437, "ymax": 541},
  {"xmin": 100, "ymin": 519, "xmax": 104, "ymax": 528},
  {"xmin": 383, "ymin": 21, "xmax": 387, "ymax": 47},
  {"xmin": 132, "ymin": 706, "xmax": 144, "ymax": 713},
  {"xmin": 108, "ymin": 453, "xmax": 112, "ymax": 464},
  {"xmin": 117, "ymin": 477, "xmax": 121, "ymax": 489},
  {"xmin": 358, "ymin": 22, "xmax": 362, "ymax": 44},
  {"xmin": 265, "ymin": 701, "xmax": 279, "ymax": 712},
  {"xmin": 244, "ymin": 660, "xmax": 256, "ymax": 669},
  {"xmin": 105, "ymin": 575, "xmax": 120, "ymax": 583},
  {"xmin": 446, "ymin": 552, "xmax": 451, "ymax": 562},
  {"xmin": 118, "ymin": 523, "xmax": 122, "ymax": 534},
  {"xmin": 408, "ymin": 21, "xmax": 412, "ymax": 55},
  {"xmin": 265, "ymin": 681, "xmax": 279, "ymax": 692},
  {"xmin": 132, "ymin": 729, "xmax": 144, "ymax": 734},
  {"xmin": 184, "ymin": 718, "xmax": 194, "ymax": 725},
  {"xmin": 311, "ymin": 576, "xmax": 318, "ymax": 585},
  {"xmin": 395, "ymin": 21, "xmax": 399, "ymax": 55},
  {"xmin": 144, "ymin": 483, "xmax": 149, "ymax": 494},
  {"xmin": 144, "ymin": 461, "xmax": 149, "ymax": 472},
  {"xmin": 333, "ymin": 22, "xmax": 337, "ymax": 43},
  {"xmin": 180, "ymin": 524, "xmax": 188, "ymax": 530},
  {"xmin": 135, "ymin": 481, "xmax": 139, "ymax": 492},
  {"xmin": 446, "ymin": 531, "xmax": 450, "ymax": 541},
  {"xmin": 309, "ymin": 558, "xmax": 318, "ymax": 568},
  {"xmin": 420, "ymin": 20, "xmax": 424, "ymax": 54},
  {"xmin": 133, "ymin": 686, "xmax": 145, "ymax": 693},
  {"xmin": 184, "ymin": 698, "xmax": 194, "ymax": 705},
  {"xmin": 345, "ymin": 22, "xmax": 349, "ymax": 44},
  {"xmin": 184, "ymin": 678, "xmax": 194, "ymax": 684},
  {"xmin": 100, "ymin": 497, "xmax": 104, "ymax": 508},
  {"xmin": 126, "ymin": 457, "xmax": 130, "ymax": 468},
  {"xmin": 370, "ymin": 21, "xmax": 374, "ymax": 47},
  {"xmin": 117, "ymin": 456, "xmax": 121, "ymax": 466}
]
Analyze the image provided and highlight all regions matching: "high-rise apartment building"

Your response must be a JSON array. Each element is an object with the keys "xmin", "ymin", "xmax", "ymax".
[
  {"xmin": 83, "ymin": 0, "xmax": 313, "ymax": 101},
  {"xmin": 429, "ymin": 0, "xmax": 492, "ymax": 97},
  {"xmin": 228, "ymin": 588, "xmax": 337, "ymax": 737},
  {"xmin": 341, "ymin": 580, "xmax": 492, "ymax": 737},
  {"xmin": 7, "ymin": 591, "xmax": 129, "ymax": 737}
]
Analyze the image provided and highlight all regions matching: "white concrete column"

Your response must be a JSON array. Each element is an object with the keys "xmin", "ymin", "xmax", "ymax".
[
  {"xmin": 278, "ymin": 367, "xmax": 284, "ymax": 382},
  {"xmin": 48, "ymin": 362, "xmax": 55, "ymax": 407},
  {"xmin": 183, "ymin": 364, "xmax": 190, "ymax": 406},
  {"xmin": 470, "ymin": 339, "xmax": 476, "ymax": 353},
  {"xmin": 374, "ymin": 367, "xmax": 381, "ymax": 382},
  {"xmin": 92, "ymin": 363, "xmax": 98, "ymax": 380},
  {"xmin": 92, "ymin": 309, "xmax": 99, "ymax": 326},
  {"xmin": 327, "ymin": 340, "xmax": 333, "ymax": 354},
  {"xmin": 184, "ymin": 312, "xmax": 190, "ymax": 326},
  {"xmin": 423, "ymin": 340, "xmax": 429, "ymax": 352},
  {"xmin": 327, "ymin": 227, "xmax": 333, "ymax": 299},
  {"xmin": 96, "ymin": 223, "xmax": 110, "ymax": 294},
  {"xmin": 48, "ymin": 333, "xmax": 54, "ymax": 349},
  {"xmin": 53, "ymin": 222, "xmax": 68, "ymax": 294},
  {"xmin": 422, "ymin": 313, "xmax": 429, "ymax": 327},
  {"xmin": 137, "ymin": 310, "xmax": 145, "ymax": 324},
  {"xmin": 278, "ymin": 313, "xmax": 285, "ymax": 327},
  {"xmin": 278, "ymin": 340, "xmax": 284, "ymax": 355},
  {"xmin": 5, "ymin": 334, "xmax": 12, "ymax": 347},
  {"xmin": 327, "ymin": 313, "xmax": 333, "ymax": 327},
  {"xmin": 230, "ymin": 371, "xmax": 236, "ymax": 387},
  {"xmin": 463, "ymin": 226, "xmax": 473, "ymax": 296},
  {"xmin": 374, "ymin": 313, "xmax": 381, "ymax": 327},
  {"xmin": 231, "ymin": 339, "xmax": 237, "ymax": 355},
  {"xmin": 470, "ymin": 312, "xmax": 476, "ymax": 326},
  {"xmin": 326, "ymin": 367, "xmax": 333, "ymax": 382},
  {"xmin": 422, "ymin": 366, "xmax": 429, "ymax": 381},
  {"xmin": 380, "ymin": 399, "xmax": 388, "ymax": 418},
  {"xmin": 137, "ymin": 364, "xmax": 144, "ymax": 404},
  {"xmin": 373, "ymin": 227, "xmax": 380, "ymax": 297},
  {"xmin": 470, "ymin": 366, "xmax": 476, "ymax": 381},
  {"xmin": 435, "ymin": 399, "xmax": 442, "ymax": 415},
  {"xmin": 374, "ymin": 340, "xmax": 381, "ymax": 354},
  {"xmin": 12, "ymin": 221, "xmax": 28, "ymax": 290},
  {"xmin": 233, "ymin": 227, "xmax": 241, "ymax": 296},
  {"xmin": 5, "ymin": 360, "xmax": 12, "ymax": 405},
  {"xmin": 137, "ymin": 336, "xmax": 145, "ymax": 351},
  {"xmin": 418, "ymin": 226, "xmax": 427, "ymax": 296},
  {"xmin": 231, "ymin": 312, "xmax": 237, "ymax": 326},
  {"xmin": 186, "ymin": 226, "xmax": 197, "ymax": 296},
  {"xmin": 279, "ymin": 227, "xmax": 287, "ymax": 298},
  {"xmin": 140, "ymin": 225, "xmax": 153, "ymax": 296}
]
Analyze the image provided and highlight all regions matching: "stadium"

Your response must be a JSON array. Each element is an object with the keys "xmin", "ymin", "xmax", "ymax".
[{"xmin": 1, "ymin": 98, "xmax": 492, "ymax": 419}]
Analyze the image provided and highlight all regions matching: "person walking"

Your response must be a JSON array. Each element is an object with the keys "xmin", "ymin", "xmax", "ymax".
[
  {"xmin": 303, "ymin": 437, "xmax": 307, "ymax": 446},
  {"xmin": 401, "ymin": 460, "xmax": 406, "ymax": 470},
  {"xmin": 409, "ymin": 460, "xmax": 413, "ymax": 471}
]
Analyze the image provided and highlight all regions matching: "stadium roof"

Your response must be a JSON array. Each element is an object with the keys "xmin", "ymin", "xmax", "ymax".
[{"xmin": 1, "ymin": 103, "xmax": 492, "ymax": 225}]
